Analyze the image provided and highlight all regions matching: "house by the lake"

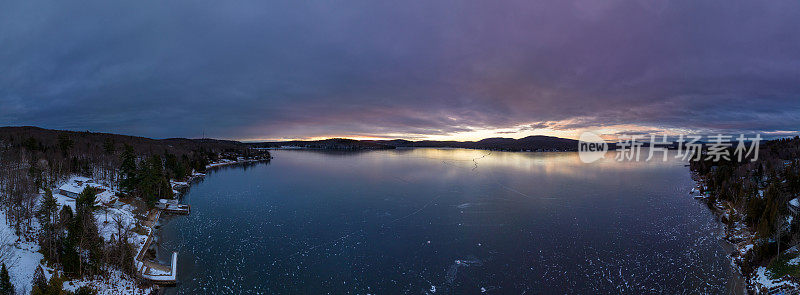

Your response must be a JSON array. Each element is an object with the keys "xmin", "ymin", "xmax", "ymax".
[
  {"xmin": 58, "ymin": 176, "xmax": 94, "ymax": 198},
  {"xmin": 56, "ymin": 176, "xmax": 117, "ymax": 206}
]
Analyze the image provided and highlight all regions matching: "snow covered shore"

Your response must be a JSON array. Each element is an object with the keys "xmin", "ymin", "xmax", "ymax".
[
  {"xmin": 0, "ymin": 157, "xmax": 268, "ymax": 294},
  {"xmin": 691, "ymin": 182, "xmax": 800, "ymax": 294},
  {"xmin": 0, "ymin": 179, "xmax": 153, "ymax": 294}
]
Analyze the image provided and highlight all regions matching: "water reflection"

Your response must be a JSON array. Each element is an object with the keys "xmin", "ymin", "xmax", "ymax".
[{"xmin": 160, "ymin": 148, "xmax": 733, "ymax": 294}]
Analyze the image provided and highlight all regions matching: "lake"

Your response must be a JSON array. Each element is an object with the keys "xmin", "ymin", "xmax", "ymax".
[{"xmin": 158, "ymin": 148, "xmax": 737, "ymax": 294}]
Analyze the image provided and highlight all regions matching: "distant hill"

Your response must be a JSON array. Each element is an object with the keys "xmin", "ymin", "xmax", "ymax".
[
  {"xmin": 250, "ymin": 135, "xmax": 580, "ymax": 151},
  {"xmin": 375, "ymin": 135, "xmax": 579, "ymax": 151},
  {"xmin": 0, "ymin": 126, "xmax": 250, "ymax": 156},
  {"xmin": 247, "ymin": 138, "xmax": 395, "ymax": 150}
]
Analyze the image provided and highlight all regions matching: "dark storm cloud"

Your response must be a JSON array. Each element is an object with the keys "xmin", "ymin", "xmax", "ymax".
[{"xmin": 1, "ymin": 0, "xmax": 799, "ymax": 139}]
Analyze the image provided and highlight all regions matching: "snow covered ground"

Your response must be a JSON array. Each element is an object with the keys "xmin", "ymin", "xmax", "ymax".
[
  {"xmin": 749, "ymin": 266, "xmax": 799, "ymax": 293},
  {"xmin": 62, "ymin": 267, "xmax": 152, "ymax": 295},
  {"xmin": 0, "ymin": 209, "xmax": 45, "ymax": 294},
  {"xmin": 94, "ymin": 205, "xmax": 149, "ymax": 247},
  {"xmin": 54, "ymin": 193, "xmax": 77, "ymax": 211},
  {"xmin": 205, "ymin": 158, "xmax": 261, "ymax": 169},
  {"xmin": 2, "ymin": 175, "xmax": 154, "ymax": 294},
  {"xmin": 206, "ymin": 159, "xmax": 237, "ymax": 168},
  {"xmin": 788, "ymin": 256, "xmax": 800, "ymax": 266},
  {"xmin": 3, "ymin": 160, "xmax": 258, "ymax": 294}
]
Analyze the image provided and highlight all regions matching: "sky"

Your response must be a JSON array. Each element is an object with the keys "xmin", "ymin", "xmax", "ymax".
[{"xmin": 1, "ymin": 0, "xmax": 799, "ymax": 141}]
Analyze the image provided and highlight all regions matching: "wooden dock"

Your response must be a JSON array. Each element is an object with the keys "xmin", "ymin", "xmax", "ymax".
[
  {"xmin": 156, "ymin": 199, "xmax": 191, "ymax": 215},
  {"xmin": 137, "ymin": 252, "xmax": 177, "ymax": 285},
  {"xmin": 135, "ymin": 209, "xmax": 179, "ymax": 284}
]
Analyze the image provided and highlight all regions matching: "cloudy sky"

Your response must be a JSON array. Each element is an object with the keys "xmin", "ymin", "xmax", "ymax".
[{"xmin": 1, "ymin": 0, "xmax": 799, "ymax": 141}]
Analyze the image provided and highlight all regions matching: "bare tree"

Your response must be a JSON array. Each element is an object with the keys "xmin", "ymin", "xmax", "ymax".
[{"xmin": 0, "ymin": 231, "xmax": 18, "ymax": 270}]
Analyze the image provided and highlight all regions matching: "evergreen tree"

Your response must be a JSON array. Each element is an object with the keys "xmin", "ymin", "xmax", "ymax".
[
  {"xmin": 30, "ymin": 266, "xmax": 46, "ymax": 295},
  {"xmin": 191, "ymin": 153, "xmax": 209, "ymax": 173},
  {"xmin": 37, "ymin": 189, "xmax": 58, "ymax": 222},
  {"xmin": 28, "ymin": 164, "xmax": 44, "ymax": 190},
  {"xmin": 61, "ymin": 236, "xmax": 80, "ymax": 277},
  {"xmin": 77, "ymin": 212, "xmax": 103, "ymax": 276},
  {"xmin": 103, "ymin": 138, "xmax": 116, "ymax": 155},
  {"xmin": 139, "ymin": 155, "xmax": 172, "ymax": 205},
  {"xmin": 0, "ymin": 263, "xmax": 14, "ymax": 295},
  {"xmin": 58, "ymin": 204, "xmax": 79, "ymax": 277},
  {"xmin": 68, "ymin": 187, "xmax": 103, "ymax": 277},
  {"xmin": 119, "ymin": 145, "xmax": 138, "ymax": 196},
  {"xmin": 31, "ymin": 274, "xmax": 65, "ymax": 295},
  {"xmin": 75, "ymin": 186, "xmax": 97, "ymax": 211},
  {"xmin": 60, "ymin": 205, "xmax": 74, "ymax": 226},
  {"xmin": 74, "ymin": 286, "xmax": 97, "ymax": 295},
  {"xmin": 57, "ymin": 133, "xmax": 73, "ymax": 157},
  {"xmin": 37, "ymin": 189, "xmax": 59, "ymax": 261},
  {"xmin": 165, "ymin": 153, "xmax": 186, "ymax": 180}
]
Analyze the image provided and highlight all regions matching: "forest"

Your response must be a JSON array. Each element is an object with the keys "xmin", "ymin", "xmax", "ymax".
[
  {"xmin": 0, "ymin": 126, "xmax": 270, "ymax": 294},
  {"xmin": 691, "ymin": 136, "xmax": 800, "ymax": 276}
]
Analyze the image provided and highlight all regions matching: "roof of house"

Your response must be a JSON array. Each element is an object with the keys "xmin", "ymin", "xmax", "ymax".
[
  {"xmin": 56, "ymin": 176, "xmax": 117, "ymax": 205},
  {"xmin": 58, "ymin": 179, "xmax": 91, "ymax": 194}
]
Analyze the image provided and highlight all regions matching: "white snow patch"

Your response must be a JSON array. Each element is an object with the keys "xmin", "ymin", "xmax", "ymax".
[
  {"xmin": 740, "ymin": 244, "xmax": 754, "ymax": 256},
  {"xmin": 62, "ymin": 267, "xmax": 153, "ymax": 295},
  {"xmin": 0, "ymin": 210, "xmax": 44, "ymax": 294},
  {"xmin": 0, "ymin": 175, "xmax": 156, "ymax": 294},
  {"xmin": 750, "ymin": 266, "xmax": 799, "ymax": 293}
]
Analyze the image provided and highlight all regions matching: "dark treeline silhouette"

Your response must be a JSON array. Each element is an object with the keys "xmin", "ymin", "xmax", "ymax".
[
  {"xmin": 375, "ymin": 135, "xmax": 579, "ymax": 151},
  {"xmin": 249, "ymin": 138, "xmax": 395, "ymax": 150},
  {"xmin": 690, "ymin": 136, "xmax": 800, "ymax": 274},
  {"xmin": 0, "ymin": 126, "xmax": 270, "ymax": 293},
  {"xmin": 250, "ymin": 135, "xmax": 581, "ymax": 151}
]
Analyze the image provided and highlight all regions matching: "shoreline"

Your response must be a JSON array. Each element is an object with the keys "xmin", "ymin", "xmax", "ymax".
[
  {"xmin": 688, "ymin": 175, "xmax": 749, "ymax": 295},
  {"xmin": 149, "ymin": 157, "xmax": 270, "ymax": 292},
  {"xmin": 691, "ymin": 175, "xmax": 751, "ymax": 294},
  {"xmin": 691, "ymin": 173, "xmax": 798, "ymax": 294},
  {"xmin": 257, "ymin": 146, "xmax": 579, "ymax": 152},
  {"xmin": 719, "ymin": 236, "xmax": 748, "ymax": 295},
  {"xmin": 145, "ymin": 155, "xmax": 750, "ymax": 293}
]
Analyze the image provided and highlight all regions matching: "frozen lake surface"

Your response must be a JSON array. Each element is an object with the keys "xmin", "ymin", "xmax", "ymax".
[{"xmin": 159, "ymin": 148, "xmax": 736, "ymax": 294}]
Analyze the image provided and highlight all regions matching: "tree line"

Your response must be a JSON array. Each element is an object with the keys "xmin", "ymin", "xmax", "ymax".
[
  {"xmin": 0, "ymin": 126, "xmax": 270, "ymax": 294},
  {"xmin": 691, "ymin": 136, "xmax": 800, "ymax": 272}
]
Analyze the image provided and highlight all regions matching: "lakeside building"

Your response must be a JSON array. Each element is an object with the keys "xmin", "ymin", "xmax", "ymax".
[
  {"xmin": 57, "ymin": 176, "xmax": 95, "ymax": 198},
  {"xmin": 56, "ymin": 176, "xmax": 118, "ymax": 206}
]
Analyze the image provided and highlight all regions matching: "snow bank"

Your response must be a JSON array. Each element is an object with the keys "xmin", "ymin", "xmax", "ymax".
[
  {"xmin": 788, "ymin": 256, "xmax": 800, "ymax": 266},
  {"xmin": 62, "ymin": 267, "xmax": 153, "ymax": 295},
  {"xmin": 0, "ymin": 210, "xmax": 44, "ymax": 294},
  {"xmin": 1, "ymin": 175, "xmax": 156, "ymax": 294},
  {"xmin": 739, "ymin": 244, "xmax": 754, "ymax": 256},
  {"xmin": 94, "ymin": 207, "xmax": 147, "ymax": 247},
  {"xmin": 750, "ymin": 266, "xmax": 799, "ymax": 293}
]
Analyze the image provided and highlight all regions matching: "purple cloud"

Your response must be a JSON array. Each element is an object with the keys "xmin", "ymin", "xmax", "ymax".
[{"xmin": 0, "ymin": 0, "xmax": 798, "ymax": 139}]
